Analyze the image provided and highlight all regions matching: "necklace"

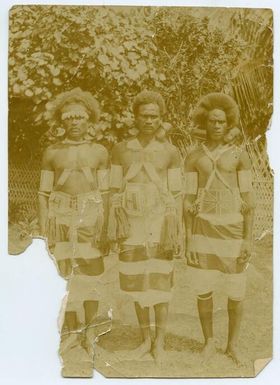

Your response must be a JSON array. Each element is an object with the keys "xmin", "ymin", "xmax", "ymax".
[{"xmin": 62, "ymin": 138, "xmax": 91, "ymax": 145}]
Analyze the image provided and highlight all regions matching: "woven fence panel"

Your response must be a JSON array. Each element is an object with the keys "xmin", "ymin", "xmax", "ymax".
[
  {"xmin": 9, "ymin": 162, "xmax": 40, "ymax": 213},
  {"xmin": 246, "ymin": 141, "xmax": 273, "ymax": 238}
]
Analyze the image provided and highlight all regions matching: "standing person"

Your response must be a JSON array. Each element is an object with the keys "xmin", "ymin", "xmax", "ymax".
[
  {"xmin": 109, "ymin": 91, "xmax": 182, "ymax": 362},
  {"xmin": 184, "ymin": 93, "xmax": 255, "ymax": 364},
  {"xmin": 38, "ymin": 88, "xmax": 110, "ymax": 377}
]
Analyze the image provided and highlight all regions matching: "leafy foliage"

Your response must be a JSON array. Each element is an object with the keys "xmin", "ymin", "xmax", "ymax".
[{"xmin": 9, "ymin": 5, "xmax": 272, "ymax": 160}]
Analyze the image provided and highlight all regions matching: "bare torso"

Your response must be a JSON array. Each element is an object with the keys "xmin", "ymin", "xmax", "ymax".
[
  {"xmin": 112, "ymin": 138, "xmax": 180, "ymax": 183},
  {"xmin": 188, "ymin": 144, "xmax": 242, "ymax": 190},
  {"xmin": 43, "ymin": 142, "xmax": 108, "ymax": 195}
]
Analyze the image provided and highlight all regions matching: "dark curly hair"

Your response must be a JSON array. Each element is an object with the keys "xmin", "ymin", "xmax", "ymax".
[
  {"xmin": 45, "ymin": 87, "xmax": 100, "ymax": 125},
  {"xmin": 133, "ymin": 90, "xmax": 166, "ymax": 116},
  {"xmin": 192, "ymin": 93, "xmax": 240, "ymax": 129}
]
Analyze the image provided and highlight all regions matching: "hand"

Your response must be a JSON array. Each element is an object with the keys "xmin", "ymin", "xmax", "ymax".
[
  {"xmin": 184, "ymin": 201, "xmax": 199, "ymax": 216},
  {"xmin": 237, "ymin": 240, "xmax": 252, "ymax": 264},
  {"xmin": 174, "ymin": 243, "xmax": 181, "ymax": 258},
  {"xmin": 109, "ymin": 241, "xmax": 119, "ymax": 253},
  {"xmin": 110, "ymin": 193, "xmax": 123, "ymax": 208},
  {"xmin": 98, "ymin": 231, "xmax": 110, "ymax": 256},
  {"xmin": 185, "ymin": 250, "xmax": 199, "ymax": 266}
]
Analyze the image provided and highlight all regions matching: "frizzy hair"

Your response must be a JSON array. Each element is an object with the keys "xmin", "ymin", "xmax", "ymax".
[
  {"xmin": 132, "ymin": 90, "xmax": 166, "ymax": 116},
  {"xmin": 45, "ymin": 87, "xmax": 100, "ymax": 124},
  {"xmin": 192, "ymin": 93, "xmax": 240, "ymax": 128}
]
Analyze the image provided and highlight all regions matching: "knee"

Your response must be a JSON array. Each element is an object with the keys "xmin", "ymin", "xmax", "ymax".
[
  {"xmin": 228, "ymin": 298, "xmax": 243, "ymax": 311},
  {"xmin": 74, "ymin": 258, "xmax": 104, "ymax": 276},
  {"xmin": 62, "ymin": 311, "xmax": 78, "ymax": 332},
  {"xmin": 197, "ymin": 292, "xmax": 213, "ymax": 301},
  {"xmin": 83, "ymin": 300, "xmax": 98, "ymax": 312},
  {"xmin": 57, "ymin": 259, "xmax": 72, "ymax": 278},
  {"xmin": 154, "ymin": 302, "xmax": 169, "ymax": 312}
]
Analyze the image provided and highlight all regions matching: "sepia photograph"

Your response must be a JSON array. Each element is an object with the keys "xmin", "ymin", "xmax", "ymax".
[{"xmin": 7, "ymin": 4, "xmax": 273, "ymax": 379}]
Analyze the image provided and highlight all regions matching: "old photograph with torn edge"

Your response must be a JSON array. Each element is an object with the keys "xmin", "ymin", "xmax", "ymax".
[{"xmin": 8, "ymin": 5, "xmax": 273, "ymax": 378}]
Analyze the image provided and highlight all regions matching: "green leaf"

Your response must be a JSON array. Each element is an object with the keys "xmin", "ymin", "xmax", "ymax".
[
  {"xmin": 54, "ymin": 31, "xmax": 62, "ymax": 43},
  {"xmin": 53, "ymin": 77, "xmax": 62, "ymax": 86},
  {"xmin": 135, "ymin": 60, "xmax": 147, "ymax": 75},
  {"xmin": 49, "ymin": 65, "xmax": 60, "ymax": 76},
  {"xmin": 87, "ymin": 62, "xmax": 95, "ymax": 69},
  {"xmin": 13, "ymin": 83, "xmax": 21, "ymax": 94},
  {"xmin": 18, "ymin": 68, "xmax": 28, "ymax": 81},
  {"xmin": 126, "ymin": 68, "xmax": 139, "ymax": 81},
  {"xmin": 98, "ymin": 54, "xmax": 109, "ymax": 65},
  {"xmin": 25, "ymin": 89, "xmax": 34, "ymax": 97}
]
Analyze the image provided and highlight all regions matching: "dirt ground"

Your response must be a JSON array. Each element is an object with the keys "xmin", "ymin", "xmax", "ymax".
[{"xmin": 94, "ymin": 234, "xmax": 273, "ymax": 378}]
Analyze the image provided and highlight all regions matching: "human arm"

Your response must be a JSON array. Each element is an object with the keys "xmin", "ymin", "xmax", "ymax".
[
  {"xmin": 96, "ymin": 146, "xmax": 110, "ymax": 254},
  {"xmin": 183, "ymin": 152, "xmax": 199, "ymax": 265},
  {"xmin": 165, "ymin": 146, "xmax": 184, "ymax": 254},
  {"xmin": 107, "ymin": 142, "xmax": 130, "ymax": 244},
  {"xmin": 237, "ymin": 149, "xmax": 255, "ymax": 263},
  {"xmin": 38, "ymin": 148, "xmax": 54, "ymax": 236},
  {"xmin": 109, "ymin": 142, "xmax": 124, "ymax": 199},
  {"xmin": 167, "ymin": 146, "xmax": 183, "ymax": 195}
]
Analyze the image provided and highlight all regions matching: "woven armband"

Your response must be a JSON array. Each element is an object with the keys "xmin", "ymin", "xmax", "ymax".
[
  {"xmin": 110, "ymin": 165, "xmax": 123, "ymax": 189},
  {"xmin": 167, "ymin": 167, "xmax": 183, "ymax": 191},
  {"xmin": 167, "ymin": 168, "xmax": 183, "ymax": 192},
  {"xmin": 38, "ymin": 191, "xmax": 50, "ymax": 198},
  {"xmin": 39, "ymin": 170, "xmax": 54, "ymax": 192},
  {"xmin": 97, "ymin": 169, "xmax": 110, "ymax": 191},
  {"xmin": 238, "ymin": 170, "xmax": 253, "ymax": 192},
  {"xmin": 185, "ymin": 172, "xmax": 198, "ymax": 195}
]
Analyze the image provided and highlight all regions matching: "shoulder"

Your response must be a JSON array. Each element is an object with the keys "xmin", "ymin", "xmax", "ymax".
[
  {"xmin": 162, "ymin": 141, "xmax": 181, "ymax": 167},
  {"xmin": 163, "ymin": 141, "xmax": 179, "ymax": 155},
  {"xmin": 184, "ymin": 145, "xmax": 203, "ymax": 170},
  {"xmin": 41, "ymin": 144, "xmax": 58, "ymax": 168},
  {"xmin": 90, "ymin": 142, "xmax": 108, "ymax": 157},
  {"xmin": 111, "ymin": 140, "xmax": 127, "ymax": 164},
  {"xmin": 46, "ymin": 142, "xmax": 63, "ymax": 151},
  {"xmin": 112, "ymin": 140, "xmax": 127, "ymax": 153},
  {"xmin": 42, "ymin": 143, "xmax": 59, "ymax": 158},
  {"xmin": 236, "ymin": 145, "xmax": 251, "ymax": 170},
  {"xmin": 186, "ymin": 145, "xmax": 203, "ymax": 162}
]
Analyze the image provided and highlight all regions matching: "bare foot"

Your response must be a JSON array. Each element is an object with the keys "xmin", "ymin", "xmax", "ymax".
[
  {"xmin": 201, "ymin": 338, "xmax": 216, "ymax": 362},
  {"xmin": 225, "ymin": 345, "xmax": 243, "ymax": 366},
  {"xmin": 151, "ymin": 339, "xmax": 164, "ymax": 366}
]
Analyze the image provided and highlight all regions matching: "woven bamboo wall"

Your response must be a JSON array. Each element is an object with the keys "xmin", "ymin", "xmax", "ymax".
[
  {"xmin": 9, "ymin": 161, "xmax": 40, "ymax": 214},
  {"xmin": 246, "ymin": 140, "xmax": 273, "ymax": 239}
]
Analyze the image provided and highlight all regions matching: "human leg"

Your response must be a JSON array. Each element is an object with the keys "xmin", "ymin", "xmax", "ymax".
[
  {"xmin": 197, "ymin": 292, "xmax": 216, "ymax": 359},
  {"xmin": 225, "ymin": 300, "xmax": 244, "ymax": 364},
  {"xmin": 226, "ymin": 299, "xmax": 243, "ymax": 364},
  {"xmin": 189, "ymin": 268, "xmax": 218, "ymax": 355},
  {"xmin": 133, "ymin": 302, "xmax": 152, "ymax": 356},
  {"xmin": 62, "ymin": 310, "xmax": 79, "ymax": 333},
  {"xmin": 60, "ymin": 274, "xmax": 94, "ymax": 377},
  {"xmin": 224, "ymin": 271, "xmax": 247, "ymax": 364},
  {"xmin": 152, "ymin": 302, "xmax": 169, "ymax": 361},
  {"xmin": 84, "ymin": 300, "xmax": 99, "ymax": 326},
  {"xmin": 197, "ymin": 292, "xmax": 214, "ymax": 344}
]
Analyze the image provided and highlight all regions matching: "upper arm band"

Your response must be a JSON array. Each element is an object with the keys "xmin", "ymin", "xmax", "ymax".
[
  {"xmin": 167, "ymin": 168, "xmax": 183, "ymax": 192},
  {"xmin": 97, "ymin": 169, "xmax": 110, "ymax": 191},
  {"xmin": 110, "ymin": 165, "xmax": 123, "ymax": 189},
  {"xmin": 39, "ymin": 170, "xmax": 54, "ymax": 192},
  {"xmin": 238, "ymin": 170, "xmax": 253, "ymax": 192},
  {"xmin": 185, "ymin": 172, "xmax": 198, "ymax": 195}
]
